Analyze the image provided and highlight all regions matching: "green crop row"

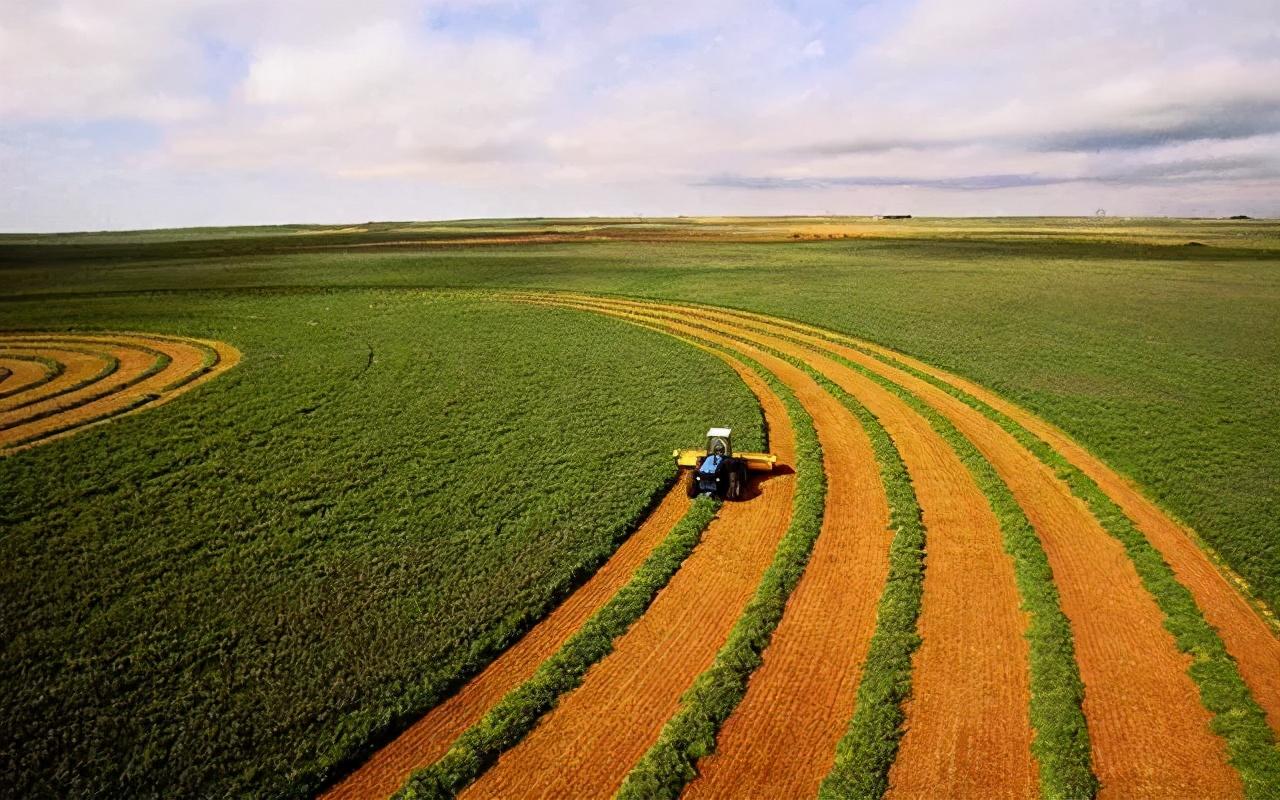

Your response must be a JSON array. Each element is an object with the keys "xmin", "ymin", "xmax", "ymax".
[
  {"xmin": 633, "ymin": 304, "xmax": 1097, "ymax": 799},
  {"xmin": 838, "ymin": 342, "xmax": 1280, "ymax": 798},
  {"xmin": 616, "ymin": 339, "xmax": 826, "ymax": 800},
  {"xmin": 395, "ymin": 497, "xmax": 722, "ymax": 799}
]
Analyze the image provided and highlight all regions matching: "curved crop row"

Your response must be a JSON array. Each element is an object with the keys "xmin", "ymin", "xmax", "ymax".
[
  {"xmin": 395, "ymin": 497, "xmax": 722, "ymax": 799},
  {"xmin": 561, "ymin": 295, "xmax": 1092, "ymax": 799},
  {"xmin": 0, "ymin": 332, "xmax": 238, "ymax": 452},
  {"xmin": 615, "ymin": 338, "xmax": 826, "ymax": 800}
]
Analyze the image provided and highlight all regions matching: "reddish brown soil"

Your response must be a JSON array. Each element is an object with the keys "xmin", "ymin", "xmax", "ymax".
[
  {"xmin": 0, "ymin": 333, "xmax": 238, "ymax": 452},
  {"xmin": 697, "ymin": 306, "xmax": 1242, "ymax": 798},
  {"xmin": 462, "ymin": 346, "xmax": 797, "ymax": 800},
  {"xmin": 569, "ymin": 296, "xmax": 1039, "ymax": 799},
  {"xmin": 845, "ymin": 336, "xmax": 1280, "ymax": 738},
  {"xmin": 319, "ymin": 487, "xmax": 692, "ymax": 800}
]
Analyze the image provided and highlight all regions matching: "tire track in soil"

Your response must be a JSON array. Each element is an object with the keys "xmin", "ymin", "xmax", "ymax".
[
  {"xmin": 461, "ymin": 337, "xmax": 797, "ymax": 800},
  {"xmin": 319, "ymin": 487, "xmax": 693, "ymax": 800},
  {"xmin": 674, "ymin": 303, "xmax": 1243, "ymax": 799},
  {"xmin": 557, "ymin": 297, "xmax": 905, "ymax": 800},
  {"xmin": 0, "ymin": 333, "xmax": 239, "ymax": 452}
]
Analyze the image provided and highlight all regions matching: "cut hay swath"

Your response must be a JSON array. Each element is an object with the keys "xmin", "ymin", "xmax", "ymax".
[{"xmin": 0, "ymin": 332, "xmax": 239, "ymax": 452}]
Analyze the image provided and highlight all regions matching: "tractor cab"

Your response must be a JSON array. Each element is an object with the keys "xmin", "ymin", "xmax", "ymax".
[{"xmin": 673, "ymin": 427, "xmax": 777, "ymax": 501}]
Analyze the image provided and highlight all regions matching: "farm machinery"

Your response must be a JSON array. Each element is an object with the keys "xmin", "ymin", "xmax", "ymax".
[{"xmin": 674, "ymin": 427, "xmax": 776, "ymax": 500}]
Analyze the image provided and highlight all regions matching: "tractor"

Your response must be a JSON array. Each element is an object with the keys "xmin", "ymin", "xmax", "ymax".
[{"xmin": 673, "ymin": 427, "xmax": 776, "ymax": 500}]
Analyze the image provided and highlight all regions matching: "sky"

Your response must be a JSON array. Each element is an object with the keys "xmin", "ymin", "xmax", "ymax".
[{"xmin": 2, "ymin": 0, "xmax": 1279, "ymax": 231}]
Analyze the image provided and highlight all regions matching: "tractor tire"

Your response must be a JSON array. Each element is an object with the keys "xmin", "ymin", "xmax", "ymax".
[
  {"xmin": 685, "ymin": 471, "xmax": 700, "ymax": 498},
  {"xmin": 727, "ymin": 469, "xmax": 743, "ymax": 501}
]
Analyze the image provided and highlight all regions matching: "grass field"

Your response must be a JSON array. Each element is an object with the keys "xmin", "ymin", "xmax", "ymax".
[{"xmin": 2, "ymin": 216, "xmax": 1278, "ymax": 797}]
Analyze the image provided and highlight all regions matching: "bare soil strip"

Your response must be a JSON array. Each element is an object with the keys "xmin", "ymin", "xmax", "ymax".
[
  {"xmin": 558, "ymin": 298, "xmax": 899, "ymax": 799},
  {"xmin": 719, "ymin": 306, "xmax": 1280, "ymax": 740},
  {"xmin": 671, "ymin": 305, "xmax": 1242, "ymax": 798},
  {"xmin": 462, "ymin": 348, "xmax": 797, "ymax": 800},
  {"xmin": 0, "ymin": 333, "xmax": 238, "ymax": 453},
  {"xmin": 566, "ymin": 296, "xmax": 1040, "ymax": 799},
  {"xmin": 320, "ymin": 487, "xmax": 693, "ymax": 800}
]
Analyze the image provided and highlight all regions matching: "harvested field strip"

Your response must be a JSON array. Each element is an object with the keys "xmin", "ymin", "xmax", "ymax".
[
  {"xmin": 324, "ymin": 488, "xmax": 695, "ymax": 800},
  {"xmin": 592, "ymin": 316, "xmax": 836, "ymax": 799},
  {"xmin": 0, "ymin": 355, "xmax": 61, "ymax": 399},
  {"xmin": 0, "ymin": 347, "xmax": 102, "ymax": 412},
  {"xmin": 0, "ymin": 342, "xmax": 143, "ymax": 426},
  {"xmin": 0, "ymin": 345, "xmax": 121, "ymax": 416},
  {"xmin": 459, "ymin": 333, "xmax": 797, "ymax": 799},
  {"xmin": 666, "ymin": 302, "xmax": 1245, "ymax": 797},
  {"xmin": 394, "ymin": 496, "xmax": 722, "ymax": 799},
  {"xmin": 722, "ymin": 304, "xmax": 1280, "ymax": 737},
  {"xmin": 856, "ymin": 352, "xmax": 1280, "ymax": 795},
  {"xmin": 563, "ymin": 297, "xmax": 1042, "ymax": 799},
  {"xmin": 0, "ymin": 332, "xmax": 239, "ymax": 452}
]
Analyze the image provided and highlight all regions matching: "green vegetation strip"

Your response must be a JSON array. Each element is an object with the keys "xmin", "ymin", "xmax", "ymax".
[
  {"xmin": 716, "ymin": 305, "xmax": 1276, "ymax": 796},
  {"xmin": 0, "ymin": 353, "xmax": 63, "ymax": 399},
  {"xmin": 615, "ymin": 340, "xmax": 825, "ymax": 800},
  {"xmin": 394, "ymin": 496, "xmax": 722, "ymax": 799},
  {"xmin": 587, "ymin": 300, "xmax": 1097, "ymax": 799}
]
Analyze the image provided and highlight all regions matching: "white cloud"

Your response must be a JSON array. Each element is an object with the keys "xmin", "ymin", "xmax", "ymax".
[{"xmin": 2, "ymin": 0, "xmax": 1279, "ymax": 229}]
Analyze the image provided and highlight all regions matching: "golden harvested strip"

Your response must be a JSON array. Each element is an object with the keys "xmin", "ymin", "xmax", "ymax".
[
  {"xmin": 0, "ymin": 332, "xmax": 239, "ymax": 452},
  {"xmin": 544, "ymin": 297, "xmax": 903, "ymax": 799},
  {"xmin": 320, "ymin": 487, "xmax": 693, "ymax": 800},
  {"xmin": 0, "ymin": 347, "xmax": 110, "ymax": 414},
  {"xmin": 641, "ymin": 300, "xmax": 1242, "ymax": 798},
  {"xmin": 699, "ymin": 304, "xmax": 1280, "ymax": 740},
  {"xmin": 0, "ymin": 357, "xmax": 59, "ymax": 399},
  {"xmin": 463, "ymin": 347, "xmax": 796, "ymax": 799}
]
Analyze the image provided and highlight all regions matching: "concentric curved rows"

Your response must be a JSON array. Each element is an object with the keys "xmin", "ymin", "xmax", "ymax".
[
  {"xmin": 0, "ymin": 332, "xmax": 240, "ymax": 452},
  {"xmin": 329, "ymin": 293, "xmax": 1280, "ymax": 800}
]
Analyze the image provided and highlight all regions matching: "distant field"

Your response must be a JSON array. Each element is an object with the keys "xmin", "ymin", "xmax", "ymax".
[{"xmin": 2, "ymin": 216, "xmax": 1278, "ymax": 797}]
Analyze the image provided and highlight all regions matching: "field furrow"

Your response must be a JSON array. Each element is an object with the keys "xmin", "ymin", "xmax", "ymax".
[
  {"xmin": 567, "ymin": 296, "xmax": 1042, "ymax": 798},
  {"xmin": 461, "ymin": 353, "xmax": 797, "ymax": 799},
  {"xmin": 554, "ymin": 297, "xmax": 895, "ymax": 799},
  {"xmin": 321, "ymin": 486, "xmax": 693, "ymax": 800},
  {"xmin": 691, "ymin": 307, "xmax": 1242, "ymax": 798}
]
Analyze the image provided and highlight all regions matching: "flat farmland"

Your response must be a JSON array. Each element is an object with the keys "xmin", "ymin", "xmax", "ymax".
[{"xmin": 2, "ymin": 217, "xmax": 1278, "ymax": 798}]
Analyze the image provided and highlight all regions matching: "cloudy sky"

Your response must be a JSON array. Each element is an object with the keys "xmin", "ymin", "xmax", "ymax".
[{"xmin": 2, "ymin": 0, "xmax": 1278, "ymax": 231}]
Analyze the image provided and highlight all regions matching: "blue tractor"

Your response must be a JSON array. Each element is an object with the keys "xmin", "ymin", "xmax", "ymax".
[{"xmin": 673, "ymin": 427, "xmax": 776, "ymax": 501}]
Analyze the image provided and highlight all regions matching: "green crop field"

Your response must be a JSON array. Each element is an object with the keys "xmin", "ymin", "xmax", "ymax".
[
  {"xmin": 2, "ymin": 216, "xmax": 1278, "ymax": 797},
  {"xmin": 0, "ymin": 290, "xmax": 763, "ymax": 798}
]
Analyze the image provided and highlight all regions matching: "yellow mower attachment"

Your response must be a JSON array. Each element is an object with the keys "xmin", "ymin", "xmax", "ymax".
[{"xmin": 674, "ymin": 427, "xmax": 776, "ymax": 501}]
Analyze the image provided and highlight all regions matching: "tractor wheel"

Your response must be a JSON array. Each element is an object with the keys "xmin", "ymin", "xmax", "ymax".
[
  {"xmin": 685, "ymin": 471, "xmax": 699, "ymax": 498},
  {"xmin": 727, "ymin": 469, "xmax": 743, "ymax": 500}
]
